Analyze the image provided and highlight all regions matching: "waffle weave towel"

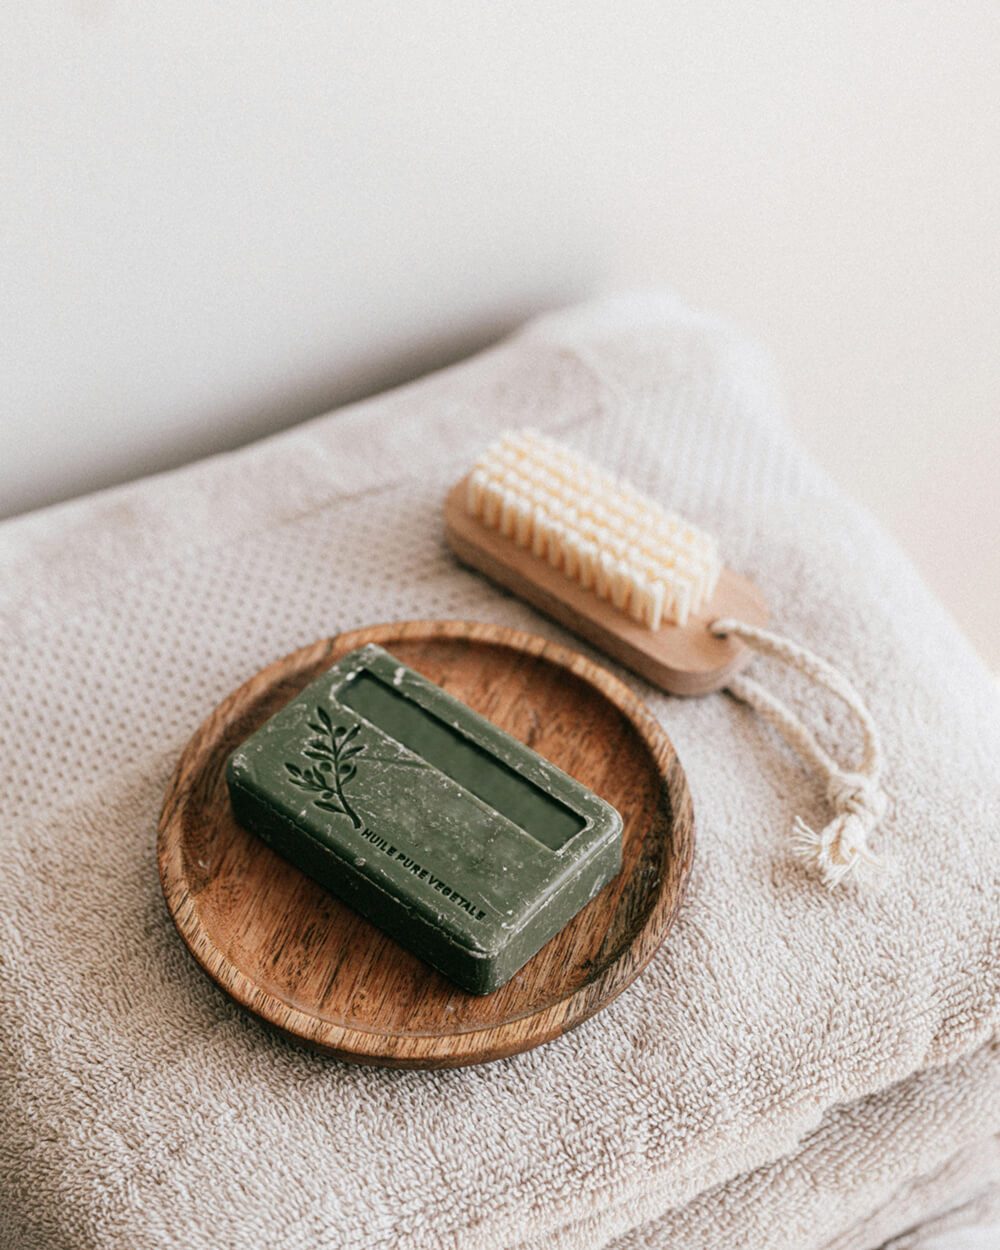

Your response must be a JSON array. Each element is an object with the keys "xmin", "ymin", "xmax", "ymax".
[{"xmin": 1, "ymin": 294, "xmax": 997, "ymax": 1249}]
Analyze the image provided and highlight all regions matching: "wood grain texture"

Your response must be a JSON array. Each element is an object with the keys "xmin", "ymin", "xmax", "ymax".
[
  {"xmin": 158, "ymin": 620, "xmax": 693, "ymax": 1068},
  {"xmin": 444, "ymin": 476, "xmax": 770, "ymax": 696}
]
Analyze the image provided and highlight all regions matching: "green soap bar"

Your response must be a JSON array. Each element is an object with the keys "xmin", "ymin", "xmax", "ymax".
[{"xmin": 226, "ymin": 644, "xmax": 623, "ymax": 994}]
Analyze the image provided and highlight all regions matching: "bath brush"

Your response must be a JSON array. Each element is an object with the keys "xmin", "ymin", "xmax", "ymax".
[
  {"xmin": 444, "ymin": 428, "xmax": 768, "ymax": 696},
  {"xmin": 445, "ymin": 429, "xmax": 888, "ymax": 887}
]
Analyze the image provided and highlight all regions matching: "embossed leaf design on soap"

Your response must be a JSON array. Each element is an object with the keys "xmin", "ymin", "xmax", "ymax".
[{"xmin": 285, "ymin": 709, "xmax": 364, "ymax": 829}]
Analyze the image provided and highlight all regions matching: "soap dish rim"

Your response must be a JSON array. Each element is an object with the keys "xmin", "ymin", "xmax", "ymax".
[{"xmin": 158, "ymin": 618, "xmax": 694, "ymax": 1068}]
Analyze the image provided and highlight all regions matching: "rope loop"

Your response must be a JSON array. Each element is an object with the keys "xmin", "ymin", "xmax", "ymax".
[{"xmin": 711, "ymin": 618, "xmax": 887, "ymax": 888}]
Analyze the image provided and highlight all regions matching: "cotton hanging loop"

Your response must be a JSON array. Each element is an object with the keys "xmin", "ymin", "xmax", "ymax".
[{"xmin": 709, "ymin": 618, "xmax": 887, "ymax": 888}]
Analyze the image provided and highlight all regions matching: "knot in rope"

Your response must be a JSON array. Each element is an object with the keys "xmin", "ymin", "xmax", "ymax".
[
  {"xmin": 824, "ymin": 771, "xmax": 886, "ymax": 825},
  {"xmin": 792, "ymin": 770, "xmax": 887, "ymax": 888}
]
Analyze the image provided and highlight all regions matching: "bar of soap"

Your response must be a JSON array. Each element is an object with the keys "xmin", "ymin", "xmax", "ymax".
[{"xmin": 226, "ymin": 643, "xmax": 623, "ymax": 994}]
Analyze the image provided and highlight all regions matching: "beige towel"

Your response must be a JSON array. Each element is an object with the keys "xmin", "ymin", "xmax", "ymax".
[{"xmin": 1, "ymin": 294, "xmax": 997, "ymax": 1249}]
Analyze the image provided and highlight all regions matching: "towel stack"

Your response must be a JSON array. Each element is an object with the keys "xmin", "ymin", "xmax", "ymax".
[{"xmin": 1, "ymin": 294, "xmax": 997, "ymax": 1249}]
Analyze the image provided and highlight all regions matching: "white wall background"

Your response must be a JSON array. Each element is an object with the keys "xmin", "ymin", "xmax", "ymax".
[{"xmin": 2, "ymin": 3, "xmax": 998, "ymax": 665}]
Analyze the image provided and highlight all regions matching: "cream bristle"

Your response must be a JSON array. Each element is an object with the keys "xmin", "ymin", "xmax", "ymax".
[
  {"xmin": 547, "ymin": 521, "xmax": 564, "ymax": 568},
  {"xmin": 499, "ymin": 490, "xmax": 517, "ymax": 539},
  {"xmin": 648, "ymin": 581, "xmax": 665, "ymax": 630},
  {"xmin": 578, "ymin": 540, "xmax": 597, "ymax": 590},
  {"xmin": 563, "ymin": 536, "xmax": 581, "ymax": 580},
  {"xmin": 483, "ymin": 481, "xmax": 502, "ymax": 527},
  {"xmin": 674, "ymin": 578, "xmax": 692, "ymax": 627},
  {"xmin": 466, "ymin": 430, "xmax": 722, "ymax": 629},
  {"xmin": 611, "ymin": 561, "xmax": 631, "ymax": 611},
  {"xmin": 467, "ymin": 469, "xmax": 487, "ymax": 515},
  {"xmin": 514, "ymin": 499, "xmax": 532, "ymax": 547},
  {"xmin": 628, "ymin": 577, "xmax": 648, "ymax": 624},
  {"xmin": 595, "ymin": 551, "xmax": 614, "ymax": 601},
  {"xmin": 531, "ymin": 507, "xmax": 547, "ymax": 558}
]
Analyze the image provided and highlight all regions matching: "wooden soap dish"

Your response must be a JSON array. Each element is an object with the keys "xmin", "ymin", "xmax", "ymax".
[
  {"xmin": 445, "ymin": 476, "xmax": 769, "ymax": 696},
  {"xmin": 158, "ymin": 619, "xmax": 693, "ymax": 1068}
]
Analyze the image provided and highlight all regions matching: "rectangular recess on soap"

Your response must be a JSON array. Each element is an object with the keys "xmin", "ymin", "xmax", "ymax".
[{"xmin": 338, "ymin": 669, "xmax": 585, "ymax": 852}]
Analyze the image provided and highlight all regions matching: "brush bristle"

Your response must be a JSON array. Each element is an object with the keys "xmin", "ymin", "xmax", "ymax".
[{"xmin": 465, "ymin": 429, "xmax": 722, "ymax": 629}]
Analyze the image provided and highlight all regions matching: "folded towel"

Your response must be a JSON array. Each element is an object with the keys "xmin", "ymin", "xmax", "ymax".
[{"xmin": 1, "ymin": 293, "xmax": 997, "ymax": 1250}]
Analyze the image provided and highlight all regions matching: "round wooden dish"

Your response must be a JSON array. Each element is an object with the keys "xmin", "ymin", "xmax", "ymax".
[{"xmin": 158, "ymin": 619, "xmax": 694, "ymax": 1068}]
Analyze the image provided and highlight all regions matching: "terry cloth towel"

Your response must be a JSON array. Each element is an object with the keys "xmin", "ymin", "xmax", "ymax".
[{"xmin": 1, "ymin": 294, "xmax": 997, "ymax": 1250}]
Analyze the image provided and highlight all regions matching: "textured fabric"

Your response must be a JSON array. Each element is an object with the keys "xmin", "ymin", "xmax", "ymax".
[{"xmin": 1, "ymin": 293, "xmax": 997, "ymax": 1250}]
